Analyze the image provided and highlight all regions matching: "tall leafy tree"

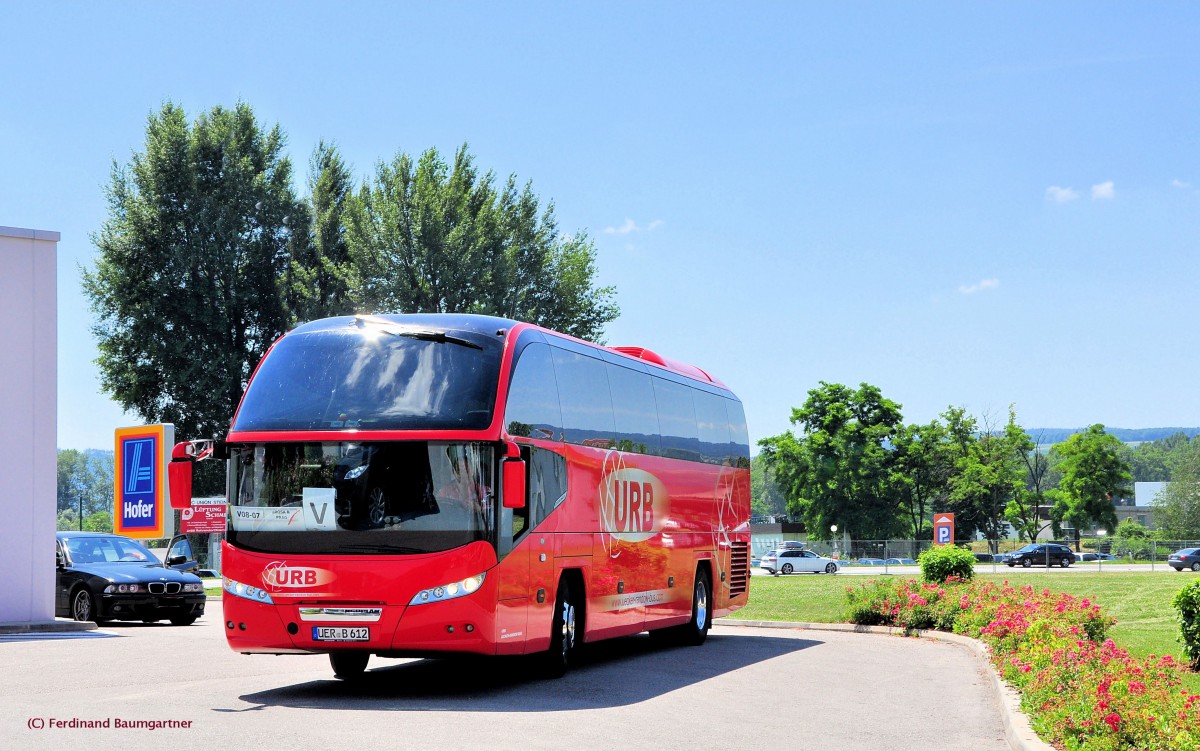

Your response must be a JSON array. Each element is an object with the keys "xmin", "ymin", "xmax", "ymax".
[
  {"xmin": 750, "ymin": 454, "xmax": 787, "ymax": 518},
  {"xmin": 1153, "ymin": 441, "xmax": 1200, "ymax": 539},
  {"xmin": 890, "ymin": 417, "xmax": 956, "ymax": 541},
  {"xmin": 288, "ymin": 140, "xmax": 354, "ymax": 321},
  {"xmin": 1050, "ymin": 424, "xmax": 1131, "ymax": 545},
  {"xmin": 948, "ymin": 410, "xmax": 1022, "ymax": 551},
  {"xmin": 84, "ymin": 102, "xmax": 304, "ymax": 441},
  {"xmin": 1003, "ymin": 410, "xmax": 1056, "ymax": 543},
  {"xmin": 759, "ymin": 382, "xmax": 904, "ymax": 540},
  {"xmin": 344, "ymin": 144, "xmax": 618, "ymax": 341}
]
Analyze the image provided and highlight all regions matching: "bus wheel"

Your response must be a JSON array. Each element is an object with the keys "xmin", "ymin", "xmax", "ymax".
[
  {"xmin": 330, "ymin": 652, "xmax": 369, "ymax": 679},
  {"xmin": 543, "ymin": 579, "xmax": 577, "ymax": 679},
  {"xmin": 678, "ymin": 569, "xmax": 712, "ymax": 647}
]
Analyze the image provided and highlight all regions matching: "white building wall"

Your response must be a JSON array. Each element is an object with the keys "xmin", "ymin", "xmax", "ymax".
[{"xmin": 0, "ymin": 226, "xmax": 58, "ymax": 624}]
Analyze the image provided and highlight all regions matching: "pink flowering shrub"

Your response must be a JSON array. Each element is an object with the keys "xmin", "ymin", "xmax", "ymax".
[{"xmin": 845, "ymin": 578, "xmax": 1200, "ymax": 750}]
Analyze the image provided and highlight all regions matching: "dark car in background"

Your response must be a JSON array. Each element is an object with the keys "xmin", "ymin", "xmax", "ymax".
[
  {"xmin": 55, "ymin": 532, "xmax": 206, "ymax": 625},
  {"xmin": 1005, "ymin": 543, "xmax": 1075, "ymax": 568},
  {"xmin": 1169, "ymin": 548, "xmax": 1200, "ymax": 572}
]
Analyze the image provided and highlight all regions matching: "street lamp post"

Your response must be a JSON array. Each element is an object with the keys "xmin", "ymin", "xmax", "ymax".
[
  {"xmin": 1097, "ymin": 529, "xmax": 1107, "ymax": 571},
  {"xmin": 831, "ymin": 524, "xmax": 838, "ymax": 559}
]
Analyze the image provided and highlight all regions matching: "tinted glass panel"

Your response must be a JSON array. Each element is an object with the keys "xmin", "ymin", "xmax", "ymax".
[
  {"xmin": 652, "ymin": 378, "xmax": 700, "ymax": 461},
  {"xmin": 694, "ymin": 389, "xmax": 732, "ymax": 463},
  {"xmin": 725, "ymin": 399, "xmax": 751, "ymax": 467},
  {"xmin": 226, "ymin": 441, "xmax": 495, "ymax": 555},
  {"xmin": 234, "ymin": 329, "xmax": 502, "ymax": 431},
  {"xmin": 607, "ymin": 364, "xmax": 663, "ymax": 456},
  {"xmin": 551, "ymin": 348, "xmax": 617, "ymax": 448},
  {"xmin": 504, "ymin": 343, "xmax": 563, "ymax": 441}
]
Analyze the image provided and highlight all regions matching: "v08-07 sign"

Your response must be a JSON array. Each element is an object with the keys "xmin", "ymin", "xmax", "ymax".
[{"xmin": 114, "ymin": 424, "xmax": 174, "ymax": 539}]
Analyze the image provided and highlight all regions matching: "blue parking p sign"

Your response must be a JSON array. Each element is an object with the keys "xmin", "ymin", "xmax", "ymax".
[{"xmin": 933, "ymin": 513, "xmax": 955, "ymax": 546}]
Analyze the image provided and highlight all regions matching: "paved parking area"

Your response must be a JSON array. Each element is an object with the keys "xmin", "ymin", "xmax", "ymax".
[{"xmin": 0, "ymin": 603, "xmax": 1010, "ymax": 751}]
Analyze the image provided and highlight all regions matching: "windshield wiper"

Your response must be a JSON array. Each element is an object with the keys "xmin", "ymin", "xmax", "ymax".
[
  {"xmin": 351, "ymin": 317, "xmax": 482, "ymax": 350},
  {"xmin": 394, "ymin": 330, "xmax": 483, "ymax": 350}
]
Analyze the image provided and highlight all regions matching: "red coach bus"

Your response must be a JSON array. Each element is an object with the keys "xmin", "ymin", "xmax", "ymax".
[{"xmin": 170, "ymin": 314, "xmax": 751, "ymax": 678}]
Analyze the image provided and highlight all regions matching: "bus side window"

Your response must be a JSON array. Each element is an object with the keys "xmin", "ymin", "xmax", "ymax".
[{"xmin": 517, "ymin": 446, "xmax": 567, "ymax": 534}]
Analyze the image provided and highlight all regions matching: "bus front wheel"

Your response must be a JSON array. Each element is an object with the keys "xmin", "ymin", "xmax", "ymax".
[{"xmin": 330, "ymin": 652, "xmax": 369, "ymax": 680}]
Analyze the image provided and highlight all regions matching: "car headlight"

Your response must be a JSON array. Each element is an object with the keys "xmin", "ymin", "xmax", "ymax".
[
  {"xmin": 344, "ymin": 465, "xmax": 368, "ymax": 480},
  {"xmin": 223, "ymin": 577, "xmax": 274, "ymax": 605},
  {"xmin": 409, "ymin": 573, "xmax": 485, "ymax": 605},
  {"xmin": 183, "ymin": 582, "xmax": 204, "ymax": 593},
  {"xmin": 103, "ymin": 583, "xmax": 144, "ymax": 594}
]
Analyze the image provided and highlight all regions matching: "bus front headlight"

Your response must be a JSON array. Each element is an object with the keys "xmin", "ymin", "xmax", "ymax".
[{"xmin": 409, "ymin": 573, "xmax": 486, "ymax": 605}]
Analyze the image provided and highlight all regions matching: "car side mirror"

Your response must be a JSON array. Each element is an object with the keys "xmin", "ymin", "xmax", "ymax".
[{"xmin": 56, "ymin": 550, "xmax": 65, "ymax": 568}]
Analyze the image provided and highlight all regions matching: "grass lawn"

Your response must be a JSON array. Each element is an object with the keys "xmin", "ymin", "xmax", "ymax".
[{"xmin": 731, "ymin": 571, "xmax": 1200, "ymax": 691}]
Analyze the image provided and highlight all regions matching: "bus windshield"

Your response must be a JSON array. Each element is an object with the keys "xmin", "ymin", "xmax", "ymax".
[
  {"xmin": 225, "ymin": 441, "xmax": 496, "ymax": 555},
  {"xmin": 232, "ymin": 326, "xmax": 502, "ymax": 432}
]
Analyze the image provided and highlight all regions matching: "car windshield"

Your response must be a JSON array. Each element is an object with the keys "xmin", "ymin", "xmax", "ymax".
[
  {"xmin": 1016, "ymin": 545, "xmax": 1039, "ymax": 553},
  {"xmin": 233, "ymin": 326, "xmax": 503, "ymax": 432},
  {"xmin": 64, "ymin": 536, "xmax": 156, "ymax": 564},
  {"xmin": 225, "ymin": 441, "xmax": 496, "ymax": 556}
]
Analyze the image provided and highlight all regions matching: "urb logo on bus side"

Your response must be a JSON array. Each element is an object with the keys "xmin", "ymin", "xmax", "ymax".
[{"xmin": 599, "ymin": 451, "xmax": 670, "ymax": 548}]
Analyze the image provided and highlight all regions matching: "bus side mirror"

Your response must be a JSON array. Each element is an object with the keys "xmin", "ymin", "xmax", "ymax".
[
  {"xmin": 168, "ymin": 442, "xmax": 195, "ymax": 510},
  {"xmin": 502, "ymin": 459, "xmax": 526, "ymax": 509}
]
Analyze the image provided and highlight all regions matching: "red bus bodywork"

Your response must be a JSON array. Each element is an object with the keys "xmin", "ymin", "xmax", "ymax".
[{"xmin": 208, "ymin": 315, "xmax": 751, "ymax": 670}]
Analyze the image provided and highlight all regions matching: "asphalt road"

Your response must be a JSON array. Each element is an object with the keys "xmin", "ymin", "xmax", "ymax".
[{"xmin": 0, "ymin": 602, "xmax": 1010, "ymax": 751}]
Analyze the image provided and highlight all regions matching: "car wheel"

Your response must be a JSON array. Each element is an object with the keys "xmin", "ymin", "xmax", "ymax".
[
  {"xmin": 1021, "ymin": 558, "xmax": 1032, "ymax": 568},
  {"xmin": 1174, "ymin": 567, "xmax": 1184, "ymax": 572},
  {"xmin": 1060, "ymin": 559, "xmax": 1070, "ymax": 568},
  {"xmin": 825, "ymin": 562, "xmax": 837, "ymax": 574},
  {"xmin": 1191, "ymin": 562, "xmax": 1200, "ymax": 573},
  {"xmin": 781, "ymin": 563, "xmax": 794, "ymax": 575},
  {"xmin": 366, "ymin": 487, "xmax": 387, "ymax": 528},
  {"xmin": 330, "ymin": 652, "xmax": 369, "ymax": 679},
  {"xmin": 169, "ymin": 615, "xmax": 197, "ymax": 626},
  {"xmin": 71, "ymin": 588, "xmax": 95, "ymax": 622},
  {"xmin": 543, "ymin": 578, "xmax": 578, "ymax": 678},
  {"xmin": 1006, "ymin": 562, "xmax": 1014, "ymax": 567}
]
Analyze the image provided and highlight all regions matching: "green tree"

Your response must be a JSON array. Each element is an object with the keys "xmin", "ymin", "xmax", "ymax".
[
  {"xmin": 759, "ymin": 382, "xmax": 904, "ymax": 540},
  {"xmin": 948, "ymin": 410, "xmax": 1022, "ymax": 552},
  {"xmin": 57, "ymin": 449, "xmax": 114, "ymax": 526},
  {"xmin": 288, "ymin": 140, "xmax": 354, "ymax": 321},
  {"xmin": 1154, "ymin": 441, "xmax": 1200, "ymax": 539},
  {"xmin": 344, "ymin": 144, "xmax": 618, "ymax": 341},
  {"xmin": 1003, "ymin": 411, "xmax": 1056, "ymax": 543},
  {"xmin": 890, "ymin": 418, "xmax": 956, "ymax": 541},
  {"xmin": 1050, "ymin": 424, "xmax": 1131, "ymax": 545},
  {"xmin": 750, "ymin": 454, "xmax": 787, "ymax": 518},
  {"xmin": 83, "ymin": 102, "xmax": 305, "ymax": 444}
]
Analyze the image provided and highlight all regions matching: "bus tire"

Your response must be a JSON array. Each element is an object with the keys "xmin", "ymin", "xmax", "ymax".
[
  {"xmin": 543, "ymin": 579, "xmax": 577, "ymax": 679},
  {"xmin": 677, "ymin": 568, "xmax": 712, "ymax": 647},
  {"xmin": 330, "ymin": 652, "xmax": 369, "ymax": 679}
]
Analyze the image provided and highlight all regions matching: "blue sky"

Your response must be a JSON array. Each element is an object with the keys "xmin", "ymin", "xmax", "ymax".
[{"xmin": 3, "ymin": 3, "xmax": 1198, "ymax": 451}]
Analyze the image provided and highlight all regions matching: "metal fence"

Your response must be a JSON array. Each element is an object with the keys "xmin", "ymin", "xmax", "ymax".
[{"xmin": 750, "ymin": 535, "xmax": 1200, "ymax": 570}]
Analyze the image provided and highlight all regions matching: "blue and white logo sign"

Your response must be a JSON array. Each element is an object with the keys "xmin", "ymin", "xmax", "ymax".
[
  {"xmin": 121, "ymin": 437, "xmax": 157, "ymax": 528},
  {"xmin": 114, "ymin": 424, "xmax": 174, "ymax": 539}
]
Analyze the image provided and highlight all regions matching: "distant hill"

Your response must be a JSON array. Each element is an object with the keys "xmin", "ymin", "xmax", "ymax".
[{"xmin": 1027, "ymin": 427, "xmax": 1200, "ymax": 445}]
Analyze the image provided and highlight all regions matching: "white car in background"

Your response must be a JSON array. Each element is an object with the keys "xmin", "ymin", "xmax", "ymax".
[{"xmin": 761, "ymin": 548, "xmax": 840, "ymax": 575}]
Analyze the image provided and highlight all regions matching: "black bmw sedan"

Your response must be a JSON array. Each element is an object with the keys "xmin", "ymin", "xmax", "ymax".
[{"xmin": 55, "ymin": 532, "xmax": 206, "ymax": 625}]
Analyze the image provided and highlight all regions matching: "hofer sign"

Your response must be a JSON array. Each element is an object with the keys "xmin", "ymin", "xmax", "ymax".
[{"xmin": 113, "ymin": 424, "xmax": 174, "ymax": 539}]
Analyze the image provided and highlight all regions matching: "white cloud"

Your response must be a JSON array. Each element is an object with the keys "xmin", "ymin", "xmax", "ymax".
[
  {"xmin": 603, "ymin": 218, "xmax": 664, "ymax": 235},
  {"xmin": 1045, "ymin": 186, "xmax": 1079, "ymax": 203},
  {"xmin": 1091, "ymin": 181, "xmax": 1115, "ymax": 200},
  {"xmin": 1172, "ymin": 179, "xmax": 1191, "ymax": 189},
  {"xmin": 958, "ymin": 278, "xmax": 1000, "ymax": 295}
]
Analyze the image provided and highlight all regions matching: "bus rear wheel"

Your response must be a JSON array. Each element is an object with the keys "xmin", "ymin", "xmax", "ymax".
[
  {"xmin": 330, "ymin": 652, "xmax": 369, "ymax": 679},
  {"xmin": 677, "ymin": 568, "xmax": 712, "ymax": 647},
  {"xmin": 543, "ymin": 579, "xmax": 577, "ymax": 679}
]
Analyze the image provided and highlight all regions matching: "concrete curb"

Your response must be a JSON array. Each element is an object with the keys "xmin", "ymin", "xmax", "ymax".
[
  {"xmin": 716, "ymin": 618, "xmax": 1052, "ymax": 751},
  {"xmin": 0, "ymin": 618, "xmax": 97, "ymax": 635}
]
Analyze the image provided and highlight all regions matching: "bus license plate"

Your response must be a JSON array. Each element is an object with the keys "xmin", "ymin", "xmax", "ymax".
[{"xmin": 312, "ymin": 626, "xmax": 369, "ymax": 642}]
